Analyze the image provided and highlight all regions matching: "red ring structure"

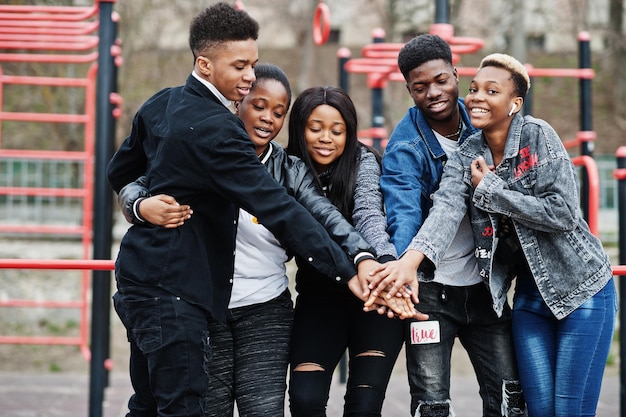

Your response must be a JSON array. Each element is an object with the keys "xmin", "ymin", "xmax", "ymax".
[{"xmin": 313, "ymin": 1, "xmax": 330, "ymax": 46}]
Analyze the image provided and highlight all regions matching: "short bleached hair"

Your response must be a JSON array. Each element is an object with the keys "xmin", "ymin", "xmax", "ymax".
[{"xmin": 479, "ymin": 53, "xmax": 531, "ymax": 98}]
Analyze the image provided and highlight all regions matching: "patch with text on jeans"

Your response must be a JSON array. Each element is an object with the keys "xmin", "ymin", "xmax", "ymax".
[{"xmin": 410, "ymin": 320, "xmax": 440, "ymax": 344}]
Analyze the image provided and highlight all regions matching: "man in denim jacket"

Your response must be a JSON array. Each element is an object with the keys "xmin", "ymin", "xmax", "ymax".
[{"xmin": 379, "ymin": 34, "xmax": 524, "ymax": 417}]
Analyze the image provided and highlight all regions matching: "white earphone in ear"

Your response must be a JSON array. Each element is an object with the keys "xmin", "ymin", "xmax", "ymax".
[{"xmin": 508, "ymin": 104, "xmax": 516, "ymax": 117}]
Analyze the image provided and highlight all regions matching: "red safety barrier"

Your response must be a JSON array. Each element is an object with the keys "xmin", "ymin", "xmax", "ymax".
[
  {"xmin": 0, "ymin": 1, "xmax": 117, "ymax": 360},
  {"xmin": 0, "ymin": 259, "xmax": 114, "ymax": 361},
  {"xmin": 571, "ymin": 155, "xmax": 600, "ymax": 236}
]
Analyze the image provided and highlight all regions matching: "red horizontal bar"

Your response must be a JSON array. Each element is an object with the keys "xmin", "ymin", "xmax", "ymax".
[
  {"xmin": 358, "ymin": 127, "xmax": 387, "ymax": 139},
  {"xmin": 0, "ymin": 299, "xmax": 83, "ymax": 308},
  {"xmin": 0, "ymin": 112, "xmax": 90, "ymax": 123},
  {"xmin": 0, "ymin": 186, "xmax": 87, "ymax": 198},
  {"xmin": 0, "ymin": 33, "xmax": 97, "ymax": 42},
  {"xmin": 614, "ymin": 168, "xmax": 626, "ymax": 180},
  {"xmin": 0, "ymin": 38, "xmax": 98, "ymax": 51},
  {"xmin": 0, "ymin": 225, "xmax": 85, "ymax": 235},
  {"xmin": 0, "ymin": 149, "xmax": 90, "ymax": 160},
  {"xmin": 0, "ymin": 259, "xmax": 115, "ymax": 270},
  {"xmin": 0, "ymin": 52, "xmax": 98, "ymax": 63},
  {"xmin": 525, "ymin": 66, "xmax": 595, "ymax": 79},
  {"xmin": 0, "ymin": 335, "xmax": 82, "ymax": 345},
  {"xmin": 1, "ymin": 74, "xmax": 90, "ymax": 87},
  {"xmin": 0, "ymin": 5, "xmax": 95, "ymax": 14},
  {"xmin": 0, "ymin": 6, "xmax": 98, "ymax": 22},
  {"xmin": 0, "ymin": 20, "xmax": 99, "ymax": 35},
  {"xmin": 614, "ymin": 265, "xmax": 626, "ymax": 276}
]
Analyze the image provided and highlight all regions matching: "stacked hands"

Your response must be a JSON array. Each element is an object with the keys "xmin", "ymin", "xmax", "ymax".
[{"xmin": 354, "ymin": 257, "xmax": 429, "ymax": 321}]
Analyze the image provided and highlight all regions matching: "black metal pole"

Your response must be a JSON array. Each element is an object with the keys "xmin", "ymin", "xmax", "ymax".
[
  {"xmin": 524, "ymin": 77, "xmax": 533, "ymax": 116},
  {"xmin": 338, "ymin": 47, "xmax": 351, "ymax": 93},
  {"xmin": 578, "ymin": 32, "xmax": 593, "ymax": 221},
  {"xmin": 617, "ymin": 146, "xmax": 626, "ymax": 417},
  {"xmin": 89, "ymin": 1, "xmax": 116, "ymax": 416},
  {"xmin": 434, "ymin": 0, "xmax": 449, "ymax": 23},
  {"xmin": 370, "ymin": 29, "xmax": 385, "ymax": 151}
]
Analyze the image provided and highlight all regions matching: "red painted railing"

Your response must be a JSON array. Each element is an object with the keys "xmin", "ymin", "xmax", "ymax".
[{"xmin": 0, "ymin": 2, "xmax": 101, "ymax": 359}]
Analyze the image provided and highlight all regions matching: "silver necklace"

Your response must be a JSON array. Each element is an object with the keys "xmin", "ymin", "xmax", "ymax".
[{"xmin": 443, "ymin": 119, "xmax": 462, "ymax": 138}]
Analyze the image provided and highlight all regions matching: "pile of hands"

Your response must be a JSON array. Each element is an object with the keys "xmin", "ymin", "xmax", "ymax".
[{"xmin": 351, "ymin": 258, "xmax": 429, "ymax": 321}]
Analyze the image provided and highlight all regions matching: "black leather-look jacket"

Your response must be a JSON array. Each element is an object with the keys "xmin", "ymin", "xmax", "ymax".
[{"xmin": 118, "ymin": 141, "xmax": 375, "ymax": 266}]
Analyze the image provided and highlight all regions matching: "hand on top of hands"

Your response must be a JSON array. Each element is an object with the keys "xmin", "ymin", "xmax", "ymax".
[{"xmin": 353, "ymin": 256, "xmax": 428, "ymax": 321}]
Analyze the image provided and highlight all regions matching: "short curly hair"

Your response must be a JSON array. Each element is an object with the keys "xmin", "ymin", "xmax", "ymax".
[
  {"xmin": 397, "ymin": 34, "xmax": 453, "ymax": 80},
  {"xmin": 478, "ymin": 53, "xmax": 531, "ymax": 98},
  {"xmin": 189, "ymin": 2, "xmax": 259, "ymax": 60}
]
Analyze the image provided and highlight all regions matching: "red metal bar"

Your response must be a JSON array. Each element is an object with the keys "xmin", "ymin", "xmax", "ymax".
[
  {"xmin": 572, "ymin": 155, "xmax": 599, "ymax": 236},
  {"xmin": 0, "ymin": 259, "xmax": 114, "ymax": 270},
  {"xmin": 0, "ymin": 74, "xmax": 91, "ymax": 87},
  {"xmin": 0, "ymin": 33, "xmax": 98, "ymax": 43},
  {"xmin": 0, "ymin": 112, "xmax": 90, "ymax": 124},
  {"xmin": 0, "ymin": 186, "xmax": 87, "ymax": 198},
  {"xmin": 0, "ymin": 225, "xmax": 85, "ymax": 235},
  {"xmin": 563, "ymin": 131, "xmax": 597, "ymax": 149},
  {"xmin": 615, "ymin": 168, "xmax": 626, "ymax": 181},
  {"xmin": 0, "ymin": 149, "xmax": 90, "ymax": 160},
  {"xmin": 0, "ymin": 299, "xmax": 83, "ymax": 308},
  {"xmin": 0, "ymin": 38, "xmax": 99, "ymax": 52},
  {"xmin": 614, "ymin": 266, "xmax": 626, "ymax": 276},
  {"xmin": 0, "ymin": 336, "xmax": 82, "ymax": 345},
  {"xmin": 0, "ymin": 6, "xmax": 98, "ymax": 22},
  {"xmin": 0, "ymin": 52, "xmax": 99, "ymax": 64},
  {"xmin": 0, "ymin": 20, "xmax": 99, "ymax": 35}
]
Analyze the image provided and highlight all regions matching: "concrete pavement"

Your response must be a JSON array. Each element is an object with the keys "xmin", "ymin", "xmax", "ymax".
[{"xmin": 0, "ymin": 349, "xmax": 620, "ymax": 417}]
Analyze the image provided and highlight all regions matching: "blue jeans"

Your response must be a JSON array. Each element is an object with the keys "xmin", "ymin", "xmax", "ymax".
[
  {"xmin": 512, "ymin": 273, "xmax": 617, "ymax": 417},
  {"xmin": 206, "ymin": 289, "xmax": 294, "ymax": 417},
  {"xmin": 406, "ymin": 281, "xmax": 524, "ymax": 417},
  {"xmin": 113, "ymin": 286, "xmax": 211, "ymax": 417}
]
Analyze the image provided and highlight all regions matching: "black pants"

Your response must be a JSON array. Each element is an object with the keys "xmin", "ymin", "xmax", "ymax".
[
  {"xmin": 288, "ymin": 291, "xmax": 404, "ymax": 417},
  {"xmin": 206, "ymin": 290, "xmax": 294, "ymax": 417}
]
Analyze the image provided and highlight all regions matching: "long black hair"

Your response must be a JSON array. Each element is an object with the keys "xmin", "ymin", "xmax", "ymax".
[{"xmin": 286, "ymin": 86, "xmax": 372, "ymax": 220}]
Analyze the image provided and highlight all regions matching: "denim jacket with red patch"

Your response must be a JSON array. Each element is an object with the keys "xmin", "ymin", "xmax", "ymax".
[{"xmin": 408, "ymin": 113, "xmax": 613, "ymax": 319}]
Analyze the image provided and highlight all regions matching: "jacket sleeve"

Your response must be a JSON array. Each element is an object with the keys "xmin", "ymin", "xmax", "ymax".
[
  {"xmin": 107, "ymin": 112, "xmax": 149, "ymax": 194},
  {"xmin": 352, "ymin": 148, "xmax": 397, "ymax": 260},
  {"xmin": 380, "ymin": 138, "xmax": 429, "ymax": 254},
  {"xmin": 118, "ymin": 176, "xmax": 150, "ymax": 225},
  {"xmin": 407, "ymin": 157, "xmax": 469, "ymax": 268},
  {"xmin": 287, "ymin": 155, "xmax": 376, "ymax": 261},
  {"xmin": 473, "ymin": 121, "xmax": 579, "ymax": 233}
]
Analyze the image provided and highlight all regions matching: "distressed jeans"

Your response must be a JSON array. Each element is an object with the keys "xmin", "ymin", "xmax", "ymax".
[
  {"xmin": 405, "ymin": 281, "xmax": 524, "ymax": 417},
  {"xmin": 512, "ymin": 273, "xmax": 617, "ymax": 417},
  {"xmin": 288, "ymin": 291, "xmax": 405, "ymax": 417}
]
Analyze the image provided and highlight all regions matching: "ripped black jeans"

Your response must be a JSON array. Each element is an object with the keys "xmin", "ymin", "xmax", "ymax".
[
  {"xmin": 288, "ymin": 291, "xmax": 405, "ymax": 417},
  {"xmin": 405, "ymin": 281, "xmax": 525, "ymax": 417}
]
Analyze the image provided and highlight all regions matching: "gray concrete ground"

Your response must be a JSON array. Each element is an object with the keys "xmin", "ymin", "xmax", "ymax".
[{"xmin": 0, "ymin": 343, "xmax": 620, "ymax": 417}]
